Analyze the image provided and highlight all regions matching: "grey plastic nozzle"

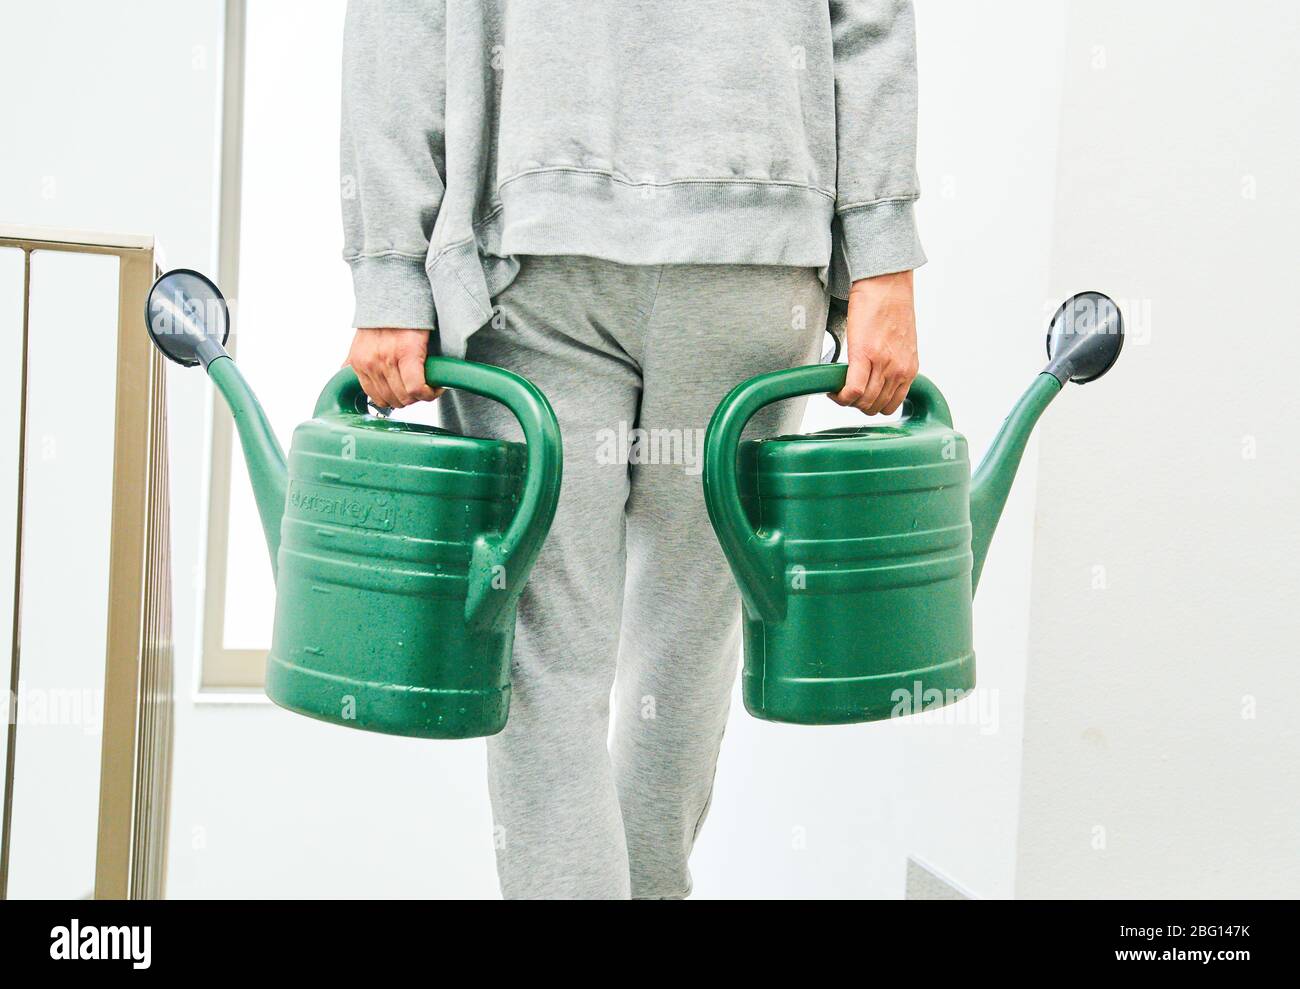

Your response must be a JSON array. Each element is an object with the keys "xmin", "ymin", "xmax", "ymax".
[
  {"xmin": 144, "ymin": 268, "xmax": 231, "ymax": 369},
  {"xmin": 1044, "ymin": 291, "xmax": 1124, "ymax": 385}
]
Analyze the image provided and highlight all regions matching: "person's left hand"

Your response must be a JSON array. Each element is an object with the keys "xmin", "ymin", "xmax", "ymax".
[{"xmin": 828, "ymin": 269, "xmax": 919, "ymax": 416}]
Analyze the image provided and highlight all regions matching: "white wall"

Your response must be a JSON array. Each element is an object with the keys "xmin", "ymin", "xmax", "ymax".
[{"xmin": 1017, "ymin": 0, "xmax": 1300, "ymax": 897}]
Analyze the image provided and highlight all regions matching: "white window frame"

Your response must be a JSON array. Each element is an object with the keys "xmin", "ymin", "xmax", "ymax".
[{"xmin": 202, "ymin": 0, "xmax": 261, "ymax": 688}]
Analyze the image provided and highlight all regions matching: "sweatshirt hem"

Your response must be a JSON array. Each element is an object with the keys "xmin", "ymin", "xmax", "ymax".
[
  {"xmin": 426, "ymin": 170, "xmax": 836, "ymax": 355},
  {"xmin": 495, "ymin": 169, "xmax": 834, "ymax": 266}
]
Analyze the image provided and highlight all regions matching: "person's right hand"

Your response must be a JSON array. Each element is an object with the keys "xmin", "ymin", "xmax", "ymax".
[
  {"xmin": 829, "ymin": 270, "xmax": 919, "ymax": 416},
  {"xmin": 346, "ymin": 327, "xmax": 442, "ymax": 409}
]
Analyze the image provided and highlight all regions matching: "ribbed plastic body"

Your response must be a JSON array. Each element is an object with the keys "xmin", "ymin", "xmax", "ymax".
[
  {"xmin": 266, "ymin": 415, "xmax": 526, "ymax": 739},
  {"xmin": 737, "ymin": 421, "xmax": 976, "ymax": 724}
]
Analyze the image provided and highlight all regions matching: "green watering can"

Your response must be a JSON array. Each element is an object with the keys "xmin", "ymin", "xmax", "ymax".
[
  {"xmin": 144, "ymin": 270, "xmax": 562, "ymax": 738},
  {"xmin": 703, "ymin": 292, "xmax": 1123, "ymax": 726}
]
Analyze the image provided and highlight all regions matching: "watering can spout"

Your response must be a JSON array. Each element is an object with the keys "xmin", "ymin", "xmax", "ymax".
[
  {"xmin": 208, "ymin": 356, "xmax": 288, "ymax": 576},
  {"xmin": 968, "ymin": 373, "xmax": 1060, "ymax": 591},
  {"xmin": 144, "ymin": 269, "xmax": 287, "ymax": 577},
  {"xmin": 968, "ymin": 291, "xmax": 1125, "ymax": 592}
]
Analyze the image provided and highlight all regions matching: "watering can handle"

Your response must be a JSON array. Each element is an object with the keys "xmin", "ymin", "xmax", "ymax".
[
  {"xmin": 702, "ymin": 364, "xmax": 951, "ymax": 623},
  {"xmin": 315, "ymin": 357, "xmax": 563, "ymax": 631}
]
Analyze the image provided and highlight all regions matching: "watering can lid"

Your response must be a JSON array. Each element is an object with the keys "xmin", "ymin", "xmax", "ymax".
[
  {"xmin": 292, "ymin": 413, "xmax": 528, "ymax": 474},
  {"xmin": 742, "ymin": 416, "xmax": 964, "ymax": 473}
]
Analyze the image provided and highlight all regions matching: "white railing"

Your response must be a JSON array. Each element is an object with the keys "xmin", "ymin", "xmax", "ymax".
[{"xmin": 0, "ymin": 224, "xmax": 173, "ymax": 899}]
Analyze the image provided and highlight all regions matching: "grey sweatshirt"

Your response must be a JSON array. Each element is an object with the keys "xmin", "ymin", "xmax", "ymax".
[{"xmin": 341, "ymin": 0, "xmax": 925, "ymax": 356}]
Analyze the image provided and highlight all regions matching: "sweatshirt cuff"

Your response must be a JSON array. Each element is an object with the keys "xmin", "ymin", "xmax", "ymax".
[
  {"xmin": 830, "ymin": 198, "xmax": 927, "ymax": 296},
  {"xmin": 347, "ymin": 254, "xmax": 438, "ymax": 329}
]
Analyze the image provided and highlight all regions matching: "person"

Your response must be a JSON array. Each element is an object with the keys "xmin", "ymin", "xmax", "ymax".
[{"xmin": 339, "ymin": 0, "xmax": 924, "ymax": 899}]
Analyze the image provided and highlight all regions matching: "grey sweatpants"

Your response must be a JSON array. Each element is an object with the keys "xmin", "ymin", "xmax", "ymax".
[{"xmin": 442, "ymin": 255, "xmax": 827, "ymax": 899}]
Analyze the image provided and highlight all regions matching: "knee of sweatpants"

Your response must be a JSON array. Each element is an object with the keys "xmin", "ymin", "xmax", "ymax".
[{"xmin": 491, "ymin": 671, "xmax": 617, "ymax": 753}]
